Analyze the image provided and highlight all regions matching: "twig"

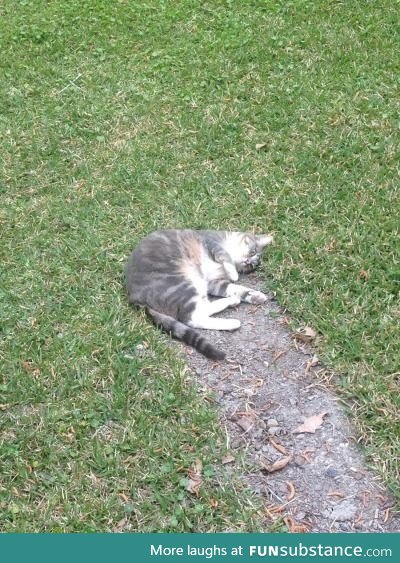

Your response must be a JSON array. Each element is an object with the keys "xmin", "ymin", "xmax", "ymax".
[{"xmin": 57, "ymin": 73, "xmax": 83, "ymax": 95}]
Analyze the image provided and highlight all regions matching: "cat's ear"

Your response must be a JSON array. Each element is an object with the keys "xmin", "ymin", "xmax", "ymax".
[{"xmin": 256, "ymin": 234, "xmax": 274, "ymax": 249}]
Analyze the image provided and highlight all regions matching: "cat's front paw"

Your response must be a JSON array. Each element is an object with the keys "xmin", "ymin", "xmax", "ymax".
[
  {"xmin": 223, "ymin": 262, "xmax": 239, "ymax": 282},
  {"xmin": 245, "ymin": 290, "xmax": 267, "ymax": 305}
]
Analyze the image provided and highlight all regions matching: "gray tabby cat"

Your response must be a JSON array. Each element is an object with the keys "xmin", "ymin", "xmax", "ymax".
[{"xmin": 126, "ymin": 229, "xmax": 273, "ymax": 360}]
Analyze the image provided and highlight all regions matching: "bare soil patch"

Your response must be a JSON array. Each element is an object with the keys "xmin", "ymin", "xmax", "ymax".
[{"xmin": 179, "ymin": 274, "xmax": 399, "ymax": 532}]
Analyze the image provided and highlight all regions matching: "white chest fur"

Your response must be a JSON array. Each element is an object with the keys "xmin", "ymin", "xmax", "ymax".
[{"xmin": 200, "ymin": 252, "xmax": 226, "ymax": 282}]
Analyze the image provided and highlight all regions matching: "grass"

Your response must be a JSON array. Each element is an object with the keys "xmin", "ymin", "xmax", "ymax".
[{"xmin": 0, "ymin": 0, "xmax": 399, "ymax": 530}]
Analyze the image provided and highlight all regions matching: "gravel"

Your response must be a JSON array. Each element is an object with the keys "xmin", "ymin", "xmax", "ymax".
[{"xmin": 175, "ymin": 273, "xmax": 400, "ymax": 532}]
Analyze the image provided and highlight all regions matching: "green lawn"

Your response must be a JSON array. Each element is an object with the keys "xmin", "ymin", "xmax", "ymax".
[{"xmin": 0, "ymin": 0, "xmax": 399, "ymax": 531}]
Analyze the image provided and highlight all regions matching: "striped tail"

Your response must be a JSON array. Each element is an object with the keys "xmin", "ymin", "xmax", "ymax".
[{"xmin": 147, "ymin": 308, "xmax": 225, "ymax": 361}]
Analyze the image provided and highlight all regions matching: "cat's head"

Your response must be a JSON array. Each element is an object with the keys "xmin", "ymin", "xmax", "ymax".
[{"xmin": 231, "ymin": 233, "xmax": 273, "ymax": 273}]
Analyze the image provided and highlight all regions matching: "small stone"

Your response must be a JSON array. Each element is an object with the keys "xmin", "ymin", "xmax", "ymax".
[
  {"xmin": 268, "ymin": 426, "xmax": 286, "ymax": 436},
  {"xmin": 220, "ymin": 384, "xmax": 233, "ymax": 395},
  {"xmin": 293, "ymin": 455, "xmax": 306, "ymax": 467},
  {"xmin": 267, "ymin": 418, "xmax": 279, "ymax": 427},
  {"xmin": 326, "ymin": 500, "xmax": 357, "ymax": 522},
  {"xmin": 236, "ymin": 415, "xmax": 253, "ymax": 432},
  {"xmin": 325, "ymin": 467, "xmax": 340, "ymax": 479},
  {"xmin": 230, "ymin": 437, "xmax": 244, "ymax": 449},
  {"xmin": 296, "ymin": 512, "xmax": 306, "ymax": 520}
]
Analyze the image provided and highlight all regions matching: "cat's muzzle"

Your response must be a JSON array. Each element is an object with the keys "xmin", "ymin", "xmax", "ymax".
[{"xmin": 239, "ymin": 255, "xmax": 261, "ymax": 273}]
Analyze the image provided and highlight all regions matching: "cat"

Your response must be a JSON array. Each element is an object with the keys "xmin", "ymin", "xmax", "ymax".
[{"xmin": 125, "ymin": 229, "xmax": 273, "ymax": 360}]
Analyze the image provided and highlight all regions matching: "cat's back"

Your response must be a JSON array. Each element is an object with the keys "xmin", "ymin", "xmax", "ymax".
[
  {"xmin": 125, "ymin": 229, "xmax": 204, "ymax": 306},
  {"xmin": 128, "ymin": 229, "xmax": 202, "ymax": 270}
]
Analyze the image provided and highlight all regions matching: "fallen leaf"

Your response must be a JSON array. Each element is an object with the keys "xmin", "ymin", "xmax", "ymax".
[
  {"xmin": 181, "ymin": 444, "xmax": 195, "ymax": 453},
  {"xmin": 286, "ymin": 481, "xmax": 296, "ymax": 501},
  {"xmin": 359, "ymin": 270, "xmax": 369, "ymax": 280},
  {"xmin": 284, "ymin": 516, "xmax": 309, "ymax": 533},
  {"xmin": 113, "ymin": 517, "xmax": 128, "ymax": 532},
  {"xmin": 362, "ymin": 491, "xmax": 370, "ymax": 507},
  {"xmin": 299, "ymin": 448, "xmax": 315, "ymax": 462},
  {"xmin": 266, "ymin": 504, "xmax": 285, "ymax": 514},
  {"xmin": 221, "ymin": 454, "xmax": 235, "ymax": 465},
  {"xmin": 21, "ymin": 360, "xmax": 37, "ymax": 373},
  {"xmin": 383, "ymin": 508, "xmax": 390, "ymax": 523},
  {"xmin": 255, "ymin": 142, "xmax": 267, "ymax": 150},
  {"xmin": 236, "ymin": 415, "xmax": 254, "ymax": 432},
  {"xmin": 186, "ymin": 459, "xmax": 203, "ymax": 495},
  {"xmin": 208, "ymin": 498, "xmax": 219, "ymax": 508},
  {"xmin": 292, "ymin": 326, "xmax": 317, "ymax": 343},
  {"xmin": 325, "ymin": 239, "xmax": 336, "ymax": 252},
  {"xmin": 260, "ymin": 455, "xmax": 291, "ymax": 473},
  {"xmin": 293, "ymin": 412, "xmax": 328, "ymax": 434},
  {"xmin": 269, "ymin": 438, "xmax": 287, "ymax": 455},
  {"xmin": 327, "ymin": 491, "xmax": 345, "ymax": 498}
]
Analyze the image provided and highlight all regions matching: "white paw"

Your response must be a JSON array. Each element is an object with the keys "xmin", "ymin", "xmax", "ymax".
[
  {"xmin": 226, "ymin": 319, "xmax": 241, "ymax": 330},
  {"xmin": 223, "ymin": 262, "xmax": 239, "ymax": 282},
  {"xmin": 246, "ymin": 290, "xmax": 267, "ymax": 304}
]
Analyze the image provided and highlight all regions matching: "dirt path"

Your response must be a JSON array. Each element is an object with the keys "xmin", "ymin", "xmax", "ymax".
[{"xmin": 179, "ymin": 274, "xmax": 399, "ymax": 532}]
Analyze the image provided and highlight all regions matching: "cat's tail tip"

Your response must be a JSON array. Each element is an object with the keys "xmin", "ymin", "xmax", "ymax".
[{"xmin": 202, "ymin": 344, "xmax": 226, "ymax": 362}]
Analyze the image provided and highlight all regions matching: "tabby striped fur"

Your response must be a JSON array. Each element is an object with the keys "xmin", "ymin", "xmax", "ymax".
[{"xmin": 126, "ymin": 229, "xmax": 273, "ymax": 360}]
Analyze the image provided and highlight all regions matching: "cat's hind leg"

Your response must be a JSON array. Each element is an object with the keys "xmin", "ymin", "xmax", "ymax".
[
  {"xmin": 188, "ymin": 315, "xmax": 241, "ymax": 331},
  {"xmin": 188, "ymin": 300, "xmax": 240, "ymax": 330},
  {"xmin": 207, "ymin": 296, "xmax": 240, "ymax": 316}
]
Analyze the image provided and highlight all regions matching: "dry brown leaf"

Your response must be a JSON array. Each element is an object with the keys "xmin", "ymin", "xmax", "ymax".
[
  {"xmin": 21, "ymin": 360, "xmax": 40, "ymax": 376},
  {"xmin": 267, "ymin": 504, "xmax": 285, "ymax": 514},
  {"xmin": 362, "ymin": 491, "xmax": 370, "ymax": 507},
  {"xmin": 293, "ymin": 412, "xmax": 328, "ymax": 434},
  {"xmin": 359, "ymin": 270, "xmax": 369, "ymax": 280},
  {"xmin": 208, "ymin": 498, "xmax": 219, "ymax": 508},
  {"xmin": 221, "ymin": 454, "xmax": 235, "ymax": 465},
  {"xmin": 292, "ymin": 326, "xmax": 317, "ymax": 343},
  {"xmin": 383, "ymin": 508, "xmax": 390, "ymax": 523},
  {"xmin": 327, "ymin": 491, "xmax": 344, "ymax": 498},
  {"xmin": 255, "ymin": 142, "xmax": 267, "ymax": 150},
  {"xmin": 286, "ymin": 481, "xmax": 296, "ymax": 501},
  {"xmin": 113, "ymin": 517, "xmax": 128, "ymax": 532},
  {"xmin": 236, "ymin": 415, "xmax": 253, "ymax": 432},
  {"xmin": 325, "ymin": 239, "xmax": 336, "ymax": 252},
  {"xmin": 269, "ymin": 438, "xmax": 287, "ymax": 455},
  {"xmin": 260, "ymin": 455, "xmax": 291, "ymax": 473},
  {"xmin": 186, "ymin": 459, "xmax": 203, "ymax": 495},
  {"xmin": 284, "ymin": 516, "xmax": 309, "ymax": 533}
]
